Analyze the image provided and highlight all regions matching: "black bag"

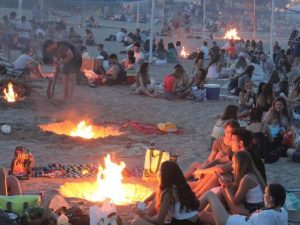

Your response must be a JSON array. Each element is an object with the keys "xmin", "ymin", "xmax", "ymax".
[{"xmin": 0, "ymin": 209, "xmax": 19, "ymax": 225}]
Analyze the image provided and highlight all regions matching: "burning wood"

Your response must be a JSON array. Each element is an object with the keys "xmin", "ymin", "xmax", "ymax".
[
  {"xmin": 224, "ymin": 28, "xmax": 241, "ymax": 40},
  {"xmin": 59, "ymin": 154, "xmax": 152, "ymax": 205},
  {"xmin": 3, "ymin": 82, "xmax": 18, "ymax": 102},
  {"xmin": 39, "ymin": 120, "xmax": 123, "ymax": 139},
  {"xmin": 180, "ymin": 47, "xmax": 189, "ymax": 58}
]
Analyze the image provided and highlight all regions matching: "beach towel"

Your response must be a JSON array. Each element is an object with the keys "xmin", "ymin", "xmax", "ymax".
[
  {"xmin": 31, "ymin": 164, "xmax": 98, "ymax": 179},
  {"xmin": 128, "ymin": 121, "xmax": 183, "ymax": 135}
]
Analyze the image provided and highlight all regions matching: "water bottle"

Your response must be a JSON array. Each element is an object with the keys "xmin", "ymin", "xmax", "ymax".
[{"xmin": 57, "ymin": 212, "xmax": 69, "ymax": 225}]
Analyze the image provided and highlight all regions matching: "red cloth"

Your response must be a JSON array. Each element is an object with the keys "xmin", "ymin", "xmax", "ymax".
[{"xmin": 163, "ymin": 74, "xmax": 175, "ymax": 93}]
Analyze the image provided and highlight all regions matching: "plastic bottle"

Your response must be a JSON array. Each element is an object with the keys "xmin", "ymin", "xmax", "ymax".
[{"xmin": 57, "ymin": 213, "xmax": 69, "ymax": 225}]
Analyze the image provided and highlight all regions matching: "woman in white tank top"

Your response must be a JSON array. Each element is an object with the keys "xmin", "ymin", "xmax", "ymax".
[{"xmin": 215, "ymin": 151, "xmax": 266, "ymax": 217}]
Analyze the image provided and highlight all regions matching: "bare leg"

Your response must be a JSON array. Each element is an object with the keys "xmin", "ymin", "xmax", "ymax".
[
  {"xmin": 0, "ymin": 167, "xmax": 8, "ymax": 196},
  {"xmin": 131, "ymin": 217, "xmax": 155, "ymax": 225},
  {"xmin": 192, "ymin": 174, "xmax": 212, "ymax": 194},
  {"xmin": 136, "ymin": 87, "xmax": 156, "ymax": 98},
  {"xmin": 0, "ymin": 167, "xmax": 22, "ymax": 196},
  {"xmin": 7, "ymin": 175, "xmax": 22, "ymax": 195},
  {"xmin": 184, "ymin": 162, "xmax": 202, "ymax": 179},
  {"xmin": 196, "ymin": 174, "xmax": 219, "ymax": 198},
  {"xmin": 68, "ymin": 72, "xmax": 77, "ymax": 100},
  {"xmin": 199, "ymin": 191, "xmax": 230, "ymax": 225},
  {"xmin": 61, "ymin": 73, "xmax": 69, "ymax": 100}
]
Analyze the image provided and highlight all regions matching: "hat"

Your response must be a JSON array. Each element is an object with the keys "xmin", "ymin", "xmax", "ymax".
[{"xmin": 157, "ymin": 122, "xmax": 177, "ymax": 133}]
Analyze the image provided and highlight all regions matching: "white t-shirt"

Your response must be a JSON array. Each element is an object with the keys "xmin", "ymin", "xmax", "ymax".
[
  {"xmin": 16, "ymin": 21, "xmax": 32, "ymax": 39},
  {"xmin": 226, "ymin": 208, "xmax": 288, "ymax": 225},
  {"xmin": 116, "ymin": 31, "xmax": 125, "ymax": 42},
  {"xmin": 14, "ymin": 54, "xmax": 36, "ymax": 70},
  {"xmin": 207, "ymin": 64, "xmax": 220, "ymax": 79},
  {"xmin": 200, "ymin": 46, "xmax": 209, "ymax": 59}
]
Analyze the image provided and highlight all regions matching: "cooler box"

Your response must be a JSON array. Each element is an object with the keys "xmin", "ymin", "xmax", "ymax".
[{"xmin": 204, "ymin": 84, "xmax": 220, "ymax": 100}]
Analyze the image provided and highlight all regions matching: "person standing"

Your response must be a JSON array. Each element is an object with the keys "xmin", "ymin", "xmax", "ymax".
[
  {"xmin": 43, "ymin": 40, "xmax": 82, "ymax": 101},
  {"xmin": 16, "ymin": 16, "xmax": 32, "ymax": 50}
]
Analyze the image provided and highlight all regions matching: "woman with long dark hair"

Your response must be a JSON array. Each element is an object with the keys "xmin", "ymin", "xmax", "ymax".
[
  {"xmin": 256, "ymin": 83, "xmax": 274, "ymax": 112},
  {"xmin": 207, "ymin": 54, "xmax": 222, "ymax": 79},
  {"xmin": 132, "ymin": 161, "xmax": 199, "ymax": 225},
  {"xmin": 135, "ymin": 62, "xmax": 156, "ymax": 97},
  {"xmin": 198, "ymin": 183, "xmax": 287, "ymax": 225}
]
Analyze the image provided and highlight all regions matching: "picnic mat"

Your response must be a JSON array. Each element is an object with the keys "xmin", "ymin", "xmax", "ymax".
[
  {"xmin": 31, "ymin": 164, "xmax": 143, "ymax": 179},
  {"xmin": 127, "ymin": 121, "xmax": 183, "ymax": 135}
]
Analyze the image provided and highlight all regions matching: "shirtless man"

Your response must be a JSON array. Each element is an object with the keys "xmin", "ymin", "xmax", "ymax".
[{"xmin": 42, "ymin": 39, "xmax": 82, "ymax": 101}]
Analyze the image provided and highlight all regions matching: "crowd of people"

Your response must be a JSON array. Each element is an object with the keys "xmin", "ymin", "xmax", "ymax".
[{"xmin": 1, "ymin": 5, "xmax": 300, "ymax": 225}]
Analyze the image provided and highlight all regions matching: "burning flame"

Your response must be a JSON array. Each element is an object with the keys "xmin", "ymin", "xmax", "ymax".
[
  {"xmin": 39, "ymin": 120, "xmax": 123, "ymax": 139},
  {"xmin": 59, "ymin": 154, "xmax": 152, "ymax": 205},
  {"xmin": 3, "ymin": 82, "xmax": 17, "ymax": 102},
  {"xmin": 70, "ymin": 120, "xmax": 95, "ymax": 139},
  {"xmin": 180, "ymin": 47, "xmax": 188, "ymax": 58},
  {"xmin": 224, "ymin": 28, "xmax": 241, "ymax": 40}
]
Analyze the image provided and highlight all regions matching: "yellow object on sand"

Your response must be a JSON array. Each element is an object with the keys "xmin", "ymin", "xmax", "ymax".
[{"xmin": 157, "ymin": 122, "xmax": 177, "ymax": 132}]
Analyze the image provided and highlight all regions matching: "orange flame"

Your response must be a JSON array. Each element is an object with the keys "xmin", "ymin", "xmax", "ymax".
[
  {"xmin": 3, "ymin": 82, "xmax": 17, "ymax": 102},
  {"xmin": 39, "ymin": 120, "xmax": 123, "ymax": 139},
  {"xmin": 70, "ymin": 120, "xmax": 95, "ymax": 139},
  {"xmin": 59, "ymin": 154, "xmax": 152, "ymax": 205},
  {"xmin": 180, "ymin": 47, "xmax": 188, "ymax": 58},
  {"xmin": 224, "ymin": 28, "xmax": 241, "ymax": 40}
]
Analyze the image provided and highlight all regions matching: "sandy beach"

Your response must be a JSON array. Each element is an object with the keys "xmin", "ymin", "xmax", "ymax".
[{"xmin": 0, "ymin": 14, "xmax": 299, "ymax": 224}]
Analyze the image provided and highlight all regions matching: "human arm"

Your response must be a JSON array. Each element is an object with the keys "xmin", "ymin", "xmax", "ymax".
[{"xmin": 141, "ymin": 191, "xmax": 171, "ymax": 225}]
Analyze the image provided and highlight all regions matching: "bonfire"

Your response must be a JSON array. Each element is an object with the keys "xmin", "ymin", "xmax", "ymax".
[
  {"xmin": 3, "ymin": 82, "xmax": 18, "ymax": 102},
  {"xmin": 39, "ymin": 120, "xmax": 123, "ymax": 139},
  {"xmin": 224, "ymin": 28, "xmax": 241, "ymax": 40},
  {"xmin": 180, "ymin": 47, "xmax": 189, "ymax": 58},
  {"xmin": 59, "ymin": 154, "xmax": 152, "ymax": 205}
]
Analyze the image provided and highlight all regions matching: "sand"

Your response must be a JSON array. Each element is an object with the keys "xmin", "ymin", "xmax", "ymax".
[{"xmin": 0, "ymin": 17, "xmax": 299, "ymax": 224}]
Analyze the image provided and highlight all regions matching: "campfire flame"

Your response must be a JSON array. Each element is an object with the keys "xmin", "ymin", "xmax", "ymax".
[
  {"xmin": 70, "ymin": 120, "xmax": 95, "ymax": 139},
  {"xmin": 39, "ymin": 120, "xmax": 123, "ymax": 139},
  {"xmin": 59, "ymin": 154, "xmax": 152, "ymax": 205},
  {"xmin": 3, "ymin": 82, "xmax": 17, "ymax": 102},
  {"xmin": 224, "ymin": 28, "xmax": 241, "ymax": 40},
  {"xmin": 180, "ymin": 47, "xmax": 188, "ymax": 58}
]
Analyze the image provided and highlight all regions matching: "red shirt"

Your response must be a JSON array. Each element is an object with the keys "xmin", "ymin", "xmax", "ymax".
[{"xmin": 164, "ymin": 74, "xmax": 175, "ymax": 93}]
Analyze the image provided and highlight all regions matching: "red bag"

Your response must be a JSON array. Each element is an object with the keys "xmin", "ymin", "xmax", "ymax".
[{"xmin": 9, "ymin": 146, "xmax": 34, "ymax": 180}]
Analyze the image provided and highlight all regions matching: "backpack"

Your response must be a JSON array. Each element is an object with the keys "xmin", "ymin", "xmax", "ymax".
[{"xmin": 9, "ymin": 146, "xmax": 34, "ymax": 180}]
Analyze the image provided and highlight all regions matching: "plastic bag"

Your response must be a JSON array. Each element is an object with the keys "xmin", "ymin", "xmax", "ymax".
[{"xmin": 89, "ymin": 199, "xmax": 117, "ymax": 225}]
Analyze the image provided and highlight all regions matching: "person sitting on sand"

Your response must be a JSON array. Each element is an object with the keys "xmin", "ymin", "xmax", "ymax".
[
  {"xmin": 163, "ymin": 64, "xmax": 188, "ymax": 100},
  {"xmin": 133, "ymin": 42, "xmax": 144, "ymax": 64},
  {"xmin": 101, "ymin": 54, "xmax": 126, "ymax": 85},
  {"xmin": 185, "ymin": 120, "xmax": 239, "ymax": 191},
  {"xmin": 238, "ymin": 80, "xmax": 256, "ymax": 114},
  {"xmin": 85, "ymin": 29, "xmax": 97, "ymax": 46},
  {"xmin": 131, "ymin": 161, "xmax": 199, "ymax": 225},
  {"xmin": 122, "ymin": 51, "xmax": 137, "ymax": 77},
  {"xmin": 14, "ymin": 47, "xmax": 44, "ymax": 78},
  {"xmin": 97, "ymin": 43, "xmax": 109, "ymax": 61},
  {"xmin": 68, "ymin": 27, "xmax": 82, "ymax": 47},
  {"xmin": 0, "ymin": 166, "xmax": 22, "ymax": 196},
  {"xmin": 211, "ymin": 151, "xmax": 265, "ymax": 217},
  {"xmin": 135, "ymin": 62, "xmax": 157, "ymax": 98},
  {"xmin": 178, "ymin": 68, "xmax": 207, "ymax": 99},
  {"xmin": 198, "ymin": 183, "xmax": 287, "ymax": 225},
  {"xmin": 207, "ymin": 54, "xmax": 222, "ymax": 79},
  {"xmin": 193, "ymin": 52, "xmax": 205, "ymax": 74},
  {"xmin": 211, "ymin": 105, "xmax": 239, "ymax": 145},
  {"xmin": 166, "ymin": 42, "xmax": 178, "ymax": 63}
]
